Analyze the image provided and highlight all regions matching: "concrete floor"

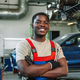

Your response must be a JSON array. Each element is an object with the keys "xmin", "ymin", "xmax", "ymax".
[
  {"xmin": 2, "ymin": 71, "xmax": 80, "ymax": 80},
  {"xmin": 60, "ymin": 72, "xmax": 80, "ymax": 80},
  {"xmin": 3, "ymin": 72, "xmax": 20, "ymax": 80}
]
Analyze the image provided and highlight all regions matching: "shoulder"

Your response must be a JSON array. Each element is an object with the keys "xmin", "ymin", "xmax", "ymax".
[
  {"xmin": 16, "ymin": 40, "xmax": 28, "ymax": 47},
  {"xmin": 53, "ymin": 41, "xmax": 63, "ymax": 53},
  {"xmin": 16, "ymin": 38, "xmax": 32, "ymax": 50},
  {"xmin": 53, "ymin": 41, "xmax": 61, "ymax": 48},
  {"xmin": 53, "ymin": 42, "xmax": 65, "ymax": 60},
  {"xmin": 50, "ymin": 41, "xmax": 61, "ymax": 48},
  {"xmin": 17, "ymin": 38, "xmax": 32, "ymax": 46}
]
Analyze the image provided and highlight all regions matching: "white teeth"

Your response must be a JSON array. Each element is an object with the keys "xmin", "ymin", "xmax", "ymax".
[{"xmin": 39, "ymin": 29, "xmax": 45, "ymax": 31}]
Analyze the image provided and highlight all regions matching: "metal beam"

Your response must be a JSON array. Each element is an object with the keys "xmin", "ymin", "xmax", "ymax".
[{"xmin": 28, "ymin": 0, "xmax": 57, "ymax": 3}]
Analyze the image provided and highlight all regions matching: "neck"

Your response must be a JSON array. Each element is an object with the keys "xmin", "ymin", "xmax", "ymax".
[{"xmin": 32, "ymin": 35, "xmax": 46, "ymax": 42}]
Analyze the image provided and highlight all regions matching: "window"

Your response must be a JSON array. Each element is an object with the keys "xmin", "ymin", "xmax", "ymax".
[{"xmin": 67, "ymin": 36, "xmax": 80, "ymax": 45}]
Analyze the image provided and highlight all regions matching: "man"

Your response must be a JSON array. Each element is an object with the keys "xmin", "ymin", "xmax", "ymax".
[{"xmin": 16, "ymin": 12, "xmax": 68, "ymax": 80}]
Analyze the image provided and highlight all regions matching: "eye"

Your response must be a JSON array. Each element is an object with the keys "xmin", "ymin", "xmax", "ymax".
[
  {"xmin": 45, "ymin": 21, "xmax": 48, "ymax": 24},
  {"xmin": 36, "ymin": 21, "xmax": 41, "ymax": 24}
]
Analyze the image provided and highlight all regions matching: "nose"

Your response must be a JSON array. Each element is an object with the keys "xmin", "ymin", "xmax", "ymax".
[{"xmin": 40, "ymin": 22, "xmax": 45, "ymax": 27}]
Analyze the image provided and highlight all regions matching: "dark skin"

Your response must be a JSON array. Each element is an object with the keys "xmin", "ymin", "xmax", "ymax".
[
  {"xmin": 32, "ymin": 15, "xmax": 49, "ymax": 42},
  {"xmin": 17, "ymin": 15, "xmax": 68, "ymax": 78}
]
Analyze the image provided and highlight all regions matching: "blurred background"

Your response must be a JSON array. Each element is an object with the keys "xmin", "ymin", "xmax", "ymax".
[{"xmin": 0, "ymin": 0, "xmax": 80, "ymax": 80}]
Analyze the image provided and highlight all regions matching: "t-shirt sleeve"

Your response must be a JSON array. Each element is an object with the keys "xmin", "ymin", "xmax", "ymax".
[
  {"xmin": 54, "ymin": 42, "xmax": 65, "ymax": 61},
  {"xmin": 16, "ymin": 40, "xmax": 31, "ymax": 62}
]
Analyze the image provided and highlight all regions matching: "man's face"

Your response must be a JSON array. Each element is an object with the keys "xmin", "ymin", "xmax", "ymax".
[{"xmin": 32, "ymin": 15, "xmax": 49, "ymax": 37}]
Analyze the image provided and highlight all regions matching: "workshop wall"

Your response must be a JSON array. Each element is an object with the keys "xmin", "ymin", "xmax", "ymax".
[
  {"xmin": 49, "ymin": 23, "xmax": 71, "ymax": 36},
  {"xmin": 0, "ymin": 6, "xmax": 46, "ymax": 57},
  {"xmin": 0, "ymin": 5, "xmax": 79, "ymax": 57},
  {"xmin": 0, "ymin": 6, "xmax": 46, "ymax": 38},
  {"xmin": 49, "ymin": 23, "xmax": 79, "ymax": 36}
]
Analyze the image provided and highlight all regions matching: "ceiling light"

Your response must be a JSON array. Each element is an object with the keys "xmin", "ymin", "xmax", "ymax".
[{"xmin": 67, "ymin": 22, "xmax": 77, "ymax": 25}]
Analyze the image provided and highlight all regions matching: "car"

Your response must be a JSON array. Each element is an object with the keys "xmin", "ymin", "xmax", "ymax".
[{"xmin": 52, "ymin": 32, "xmax": 80, "ymax": 71}]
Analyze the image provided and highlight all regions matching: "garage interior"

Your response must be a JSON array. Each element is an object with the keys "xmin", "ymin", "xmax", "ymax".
[{"xmin": 0, "ymin": 0, "xmax": 80, "ymax": 80}]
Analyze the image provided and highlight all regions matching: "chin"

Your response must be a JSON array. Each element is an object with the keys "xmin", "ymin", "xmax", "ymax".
[{"xmin": 38, "ymin": 34, "xmax": 45, "ymax": 37}]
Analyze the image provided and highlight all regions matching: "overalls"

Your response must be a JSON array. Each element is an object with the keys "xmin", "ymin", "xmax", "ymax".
[{"xmin": 26, "ymin": 39, "xmax": 56, "ymax": 80}]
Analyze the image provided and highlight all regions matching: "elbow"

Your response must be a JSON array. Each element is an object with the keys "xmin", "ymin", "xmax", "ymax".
[
  {"xmin": 63, "ymin": 67, "xmax": 68, "ymax": 76},
  {"xmin": 66, "ymin": 69, "xmax": 68, "ymax": 76},
  {"xmin": 61, "ymin": 70, "xmax": 68, "ymax": 77},
  {"xmin": 20, "ymin": 70, "xmax": 30, "ymax": 77},
  {"xmin": 20, "ymin": 71, "xmax": 27, "ymax": 77},
  {"xmin": 20, "ymin": 72, "xmax": 30, "ymax": 77},
  {"xmin": 66, "ymin": 66, "xmax": 68, "ymax": 76},
  {"xmin": 64, "ymin": 71, "xmax": 68, "ymax": 76}
]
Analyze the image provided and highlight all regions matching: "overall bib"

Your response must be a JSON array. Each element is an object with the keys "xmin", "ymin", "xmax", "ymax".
[{"xmin": 26, "ymin": 39, "xmax": 56, "ymax": 80}]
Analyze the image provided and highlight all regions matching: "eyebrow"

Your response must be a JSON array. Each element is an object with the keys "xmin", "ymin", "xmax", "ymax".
[
  {"xmin": 36, "ymin": 20, "xmax": 40, "ymax": 21},
  {"xmin": 36, "ymin": 19, "xmax": 49, "ymax": 22}
]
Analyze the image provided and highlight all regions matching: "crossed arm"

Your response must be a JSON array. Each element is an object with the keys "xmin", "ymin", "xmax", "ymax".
[{"xmin": 17, "ymin": 57, "xmax": 68, "ymax": 78}]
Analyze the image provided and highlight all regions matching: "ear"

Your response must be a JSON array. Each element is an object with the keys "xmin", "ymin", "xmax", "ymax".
[{"xmin": 31, "ymin": 23, "xmax": 33, "ymax": 28}]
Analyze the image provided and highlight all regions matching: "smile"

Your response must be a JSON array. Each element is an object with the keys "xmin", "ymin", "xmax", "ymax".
[{"xmin": 39, "ymin": 29, "xmax": 46, "ymax": 31}]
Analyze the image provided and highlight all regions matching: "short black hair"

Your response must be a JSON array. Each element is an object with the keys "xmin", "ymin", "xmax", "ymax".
[{"xmin": 32, "ymin": 12, "xmax": 49, "ymax": 23}]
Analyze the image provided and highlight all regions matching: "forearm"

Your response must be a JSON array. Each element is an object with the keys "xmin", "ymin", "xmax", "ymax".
[
  {"xmin": 42, "ymin": 66, "xmax": 68, "ymax": 78},
  {"xmin": 42, "ymin": 58, "xmax": 68, "ymax": 78},
  {"xmin": 25, "ymin": 64, "xmax": 51, "ymax": 77},
  {"xmin": 17, "ymin": 60, "xmax": 51, "ymax": 77}
]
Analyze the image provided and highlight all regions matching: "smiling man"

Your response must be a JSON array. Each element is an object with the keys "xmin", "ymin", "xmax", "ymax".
[
  {"xmin": 16, "ymin": 12, "xmax": 68, "ymax": 80},
  {"xmin": 32, "ymin": 14, "xmax": 49, "ymax": 40}
]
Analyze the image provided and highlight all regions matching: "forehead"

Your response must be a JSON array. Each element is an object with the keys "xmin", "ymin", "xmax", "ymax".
[{"xmin": 35, "ymin": 15, "xmax": 49, "ymax": 21}]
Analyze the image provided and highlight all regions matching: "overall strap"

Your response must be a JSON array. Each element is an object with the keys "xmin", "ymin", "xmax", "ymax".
[
  {"xmin": 50, "ymin": 41, "xmax": 56, "ymax": 52},
  {"xmin": 50, "ymin": 41, "xmax": 56, "ymax": 60},
  {"xmin": 26, "ymin": 39, "xmax": 56, "ymax": 61},
  {"xmin": 26, "ymin": 39, "xmax": 56, "ymax": 54},
  {"xmin": 26, "ymin": 39, "xmax": 55, "ymax": 52},
  {"xmin": 26, "ymin": 39, "xmax": 37, "ymax": 54}
]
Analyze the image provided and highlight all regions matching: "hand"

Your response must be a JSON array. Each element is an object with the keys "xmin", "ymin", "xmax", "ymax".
[
  {"xmin": 25, "ymin": 55, "xmax": 34, "ymax": 65},
  {"xmin": 49, "ymin": 60, "xmax": 60, "ymax": 69}
]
